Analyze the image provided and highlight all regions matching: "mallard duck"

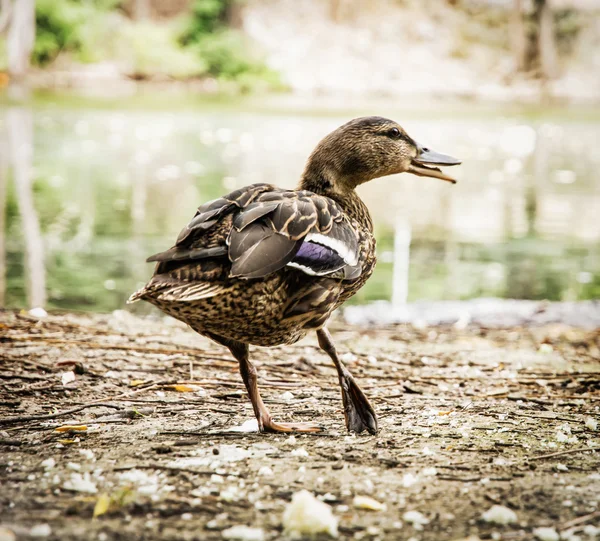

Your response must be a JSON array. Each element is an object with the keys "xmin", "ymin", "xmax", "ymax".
[{"xmin": 129, "ymin": 116, "xmax": 460, "ymax": 435}]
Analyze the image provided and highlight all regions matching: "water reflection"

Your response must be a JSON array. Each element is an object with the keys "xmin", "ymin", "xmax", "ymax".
[{"xmin": 1, "ymin": 103, "xmax": 599, "ymax": 312}]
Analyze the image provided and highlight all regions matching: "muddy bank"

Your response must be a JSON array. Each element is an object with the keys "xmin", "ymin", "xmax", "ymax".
[{"xmin": 0, "ymin": 310, "xmax": 599, "ymax": 540}]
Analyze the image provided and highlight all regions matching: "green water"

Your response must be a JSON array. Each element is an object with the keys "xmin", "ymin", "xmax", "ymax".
[{"xmin": 2, "ymin": 93, "xmax": 599, "ymax": 312}]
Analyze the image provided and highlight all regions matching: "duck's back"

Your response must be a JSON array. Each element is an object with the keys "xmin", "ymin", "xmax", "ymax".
[{"xmin": 129, "ymin": 183, "xmax": 376, "ymax": 346}]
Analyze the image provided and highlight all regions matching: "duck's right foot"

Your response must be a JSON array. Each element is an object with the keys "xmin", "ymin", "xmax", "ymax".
[{"xmin": 339, "ymin": 373, "xmax": 378, "ymax": 435}]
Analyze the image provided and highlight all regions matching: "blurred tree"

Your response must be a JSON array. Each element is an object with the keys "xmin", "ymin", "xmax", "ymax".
[
  {"xmin": 512, "ymin": 0, "xmax": 559, "ymax": 78},
  {"xmin": 535, "ymin": 0, "xmax": 558, "ymax": 78},
  {"xmin": 0, "ymin": 0, "xmax": 11, "ymax": 33},
  {"xmin": 0, "ymin": 122, "xmax": 7, "ymax": 306},
  {"xmin": 3, "ymin": 0, "xmax": 35, "ymax": 77},
  {"xmin": 329, "ymin": 0, "xmax": 361, "ymax": 23},
  {"xmin": 7, "ymin": 108, "xmax": 46, "ymax": 308},
  {"xmin": 511, "ymin": 0, "xmax": 527, "ymax": 71}
]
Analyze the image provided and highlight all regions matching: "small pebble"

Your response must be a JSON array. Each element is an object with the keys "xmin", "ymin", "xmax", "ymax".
[
  {"xmin": 257, "ymin": 466, "xmax": 273, "ymax": 477},
  {"xmin": 403, "ymin": 510, "xmax": 429, "ymax": 530},
  {"xmin": 481, "ymin": 505, "xmax": 517, "ymax": 525},
  {"xmin": 41, "ymin": 458, "xmax": 56, "ymax": 470},
  {"xmin": 533, "ymin": 527, "xmax": 559, "ymax": 541}
]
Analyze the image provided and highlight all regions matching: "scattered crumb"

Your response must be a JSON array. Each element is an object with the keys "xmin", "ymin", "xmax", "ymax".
[
  {"xmin": 282, "ymin": 490, "xmax": 338, "ymax": 538},
  {"xmin": 221, "ymin": 525, "xmax": 265, "ymax": 541},
  {"xmin": 41, "ymin": 458, "xmax": 56, "ymax": 470},
  {"xmin": 353, "ymin": 495, "xmax": 386, "ymax": 511},
  {"xmin": 583, "ymin": 525, "xmax": 600, "ymax": 537},
  {"xmin": 585, "ymin": 417, "xmax": 597, "ymax": 431},
  {"xmin": 61, "ymin": 371, "xmax": 76, "ymax": 386},
  {"xmin": 257, "ymin": 466, "xmax": 273, "ymax": 477},
  {"xmin": 556, "ymin": 464, "xmax": 568, "ymax": 472},
  {"xmin": 403, "ymin": 510, "xmax": 430, "ymax": 530},
  {"xmin": 229, "ymin": 419, "xmax": 259, "ymax": 433},
  {"xmin": 290, "ymin": 447, "xmax": 309, "ymax": 457},
  {"xmin": 402, "ymin": 473, "xmax": 419, "ymax": 488},
  {"xmin": 63, "ymin": 472, "xmax": 98, "ymax": 494},
  {"xmin": 29, "ymin": 524, "xmax": 52, "ymax": 537},
  {"xmin": 280, "ymin": 391, "xmax": 295, "ymax": 401},
  {"xmin": 533, "ymin": 527, "xmax": 560, "ymax": 541},
  {"xmin": 79, "ymin": 449, "xmax": 95, "ymax": 460},
  {"xmin": 481, "ymin": 505, "xmax": 517, "ymax": 525}
]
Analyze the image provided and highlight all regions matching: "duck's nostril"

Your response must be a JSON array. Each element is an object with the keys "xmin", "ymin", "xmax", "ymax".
[{"xmin": 422, "ymin": 147, "xmax": 430, "ymax": 153}]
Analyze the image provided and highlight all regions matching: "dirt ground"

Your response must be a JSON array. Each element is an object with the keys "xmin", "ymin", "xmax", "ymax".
[{"xmin": 1, "ymin": 309, "xmax": 599, "ymax": 541}]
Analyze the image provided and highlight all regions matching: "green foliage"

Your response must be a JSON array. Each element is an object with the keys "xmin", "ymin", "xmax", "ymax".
[
  {"xmin": 192, "ymin": 30, "xmax": 281, "ymax": 90},
  {"xmin": 30, "ymin": 0, "xmax": 278, "ymax": 89},
  {"xmin": 34, "ymin": 0, "xmax": 89, "ymax": 65},
  {"xmin": 119, "ymin": 22, "xmax": 207, "ymax": 79},
  {"xmin": 180, "ymin": 0, "xmax": 280, "ymax": 90},
  {"xmin": 182, "ymin": 0, "xmax": 232, "ymax": 40}
]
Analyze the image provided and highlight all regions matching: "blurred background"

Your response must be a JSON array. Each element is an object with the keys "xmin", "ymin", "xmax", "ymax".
[{"xmin": 1, "ymin": 0, "xmax": 599, "ymax": 315}]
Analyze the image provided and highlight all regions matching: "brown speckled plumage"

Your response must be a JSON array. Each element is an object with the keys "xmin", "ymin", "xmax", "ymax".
[{"xmin": 129, "ymin": 116, "xmax": 460, "ymax": 434}]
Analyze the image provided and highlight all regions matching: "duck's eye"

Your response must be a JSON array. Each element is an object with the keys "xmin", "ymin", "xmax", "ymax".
[{"xmin": 389, "ymin": 128, "xmax": 401, "ymax": 138}]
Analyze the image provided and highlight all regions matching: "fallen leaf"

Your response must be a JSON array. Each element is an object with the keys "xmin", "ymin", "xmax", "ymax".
[
  {"xmin": 55, "ymin": 425, "xmax": 87, "ymax": 433},
  {"xmin": 167, "ymin": 385, "xmax": 194, "ymax": 392},
  {"xmin": 93, "ymin": 493, "xmax": 111, "ymax": 518},
  {"xmin": 129, "ymin": 380, "xmax": 146, "ymax": 387}
]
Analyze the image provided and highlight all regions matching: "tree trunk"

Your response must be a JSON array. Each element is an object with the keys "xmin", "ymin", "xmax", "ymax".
[
  {"xmin": 226, "ymin": 0, "xmax": 244, "ymax": 29},
  {"xmin": 0, "ymin": 0, "xmax": 12, "ymax": 34},
  {"xmin": 0, "ymin": 120, "xmax": 8, "ymax": 307},
  {"xmin": 7, "ymin": 108, "xmax": 46, "ymax": 308},
  {"xmin": 536, "ymin": 0, "xmax": 558, "ymax": 79},
  {"xmin": 510, "ymin": 0, "xmax": 527, "ymax": 72},
  {"xmin": 329, "ymin": 0, "xmax": 342, "ymax": 22},
  {"xmin": 6, "ymin": 0, "xmax": 35, "ymax": 78}
]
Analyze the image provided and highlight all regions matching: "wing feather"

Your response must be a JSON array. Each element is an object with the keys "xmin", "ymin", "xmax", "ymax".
[{"xmin": 138, "ymin": 183, "xmax": 363, "ymax": 297}]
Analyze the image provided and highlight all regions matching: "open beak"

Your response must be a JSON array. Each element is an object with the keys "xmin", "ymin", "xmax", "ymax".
[{"xmin": 408, "ymin": 142, "xmax": 461, "ymax": 184}]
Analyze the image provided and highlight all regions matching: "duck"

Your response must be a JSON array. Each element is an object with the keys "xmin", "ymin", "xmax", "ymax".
[{"xmin": 128, "ymin": 116, "xmax": 460, "ymax": 435}]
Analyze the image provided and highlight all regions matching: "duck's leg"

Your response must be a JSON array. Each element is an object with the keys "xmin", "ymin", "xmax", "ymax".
[
  {"xmin": 206, "ymin": 334, "xmax": 320, "ymax": 434},
  {"xmin": 317, "ymin": 328, "xmax": 378, "ymax": 435}
]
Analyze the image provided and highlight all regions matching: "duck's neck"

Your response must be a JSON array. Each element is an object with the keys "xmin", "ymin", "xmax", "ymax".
[{"xmin": 299, "ymin": 171, "xmax": 373, "ymax": 232}]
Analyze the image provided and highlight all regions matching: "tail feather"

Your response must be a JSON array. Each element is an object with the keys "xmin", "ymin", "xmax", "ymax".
[
  {"xmin": 127, "ymin": 288, "xmax": 147, "ymax": 304},
  {"xmin": 127, "ymin": 279, "xmax": 227, "ymax": 304}
]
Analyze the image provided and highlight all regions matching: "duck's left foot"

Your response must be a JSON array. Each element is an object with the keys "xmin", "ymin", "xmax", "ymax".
[
  {"xmin": 261, "ymin": 419, "xmax": 322, "ymax": 434},
  {"xmin": 340, "ymin": 373, "xmax": 378, "ymax": 435}
]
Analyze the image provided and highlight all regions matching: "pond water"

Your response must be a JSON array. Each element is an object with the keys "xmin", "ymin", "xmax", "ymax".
[{"xmin": 1, "ymin": 94, "xmax": 599, "ymax": 313}]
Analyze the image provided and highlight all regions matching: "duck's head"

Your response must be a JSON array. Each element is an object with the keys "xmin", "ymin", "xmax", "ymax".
[{"xmin": 300, "ymin": 116, "xmax": 461, "ymax": 194}]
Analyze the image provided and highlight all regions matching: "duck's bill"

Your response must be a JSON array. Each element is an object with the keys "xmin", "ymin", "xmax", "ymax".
[{"xmin": 409, "ymin": 144, "xmax": 461, "ymax": 184}]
